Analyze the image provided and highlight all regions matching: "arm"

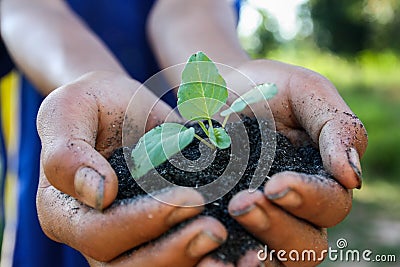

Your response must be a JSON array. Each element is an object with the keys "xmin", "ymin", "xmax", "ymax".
[
  {"xmin": 1, "ymin": 0, "xmax": 126, "ymax": 95},
  {"xmin": 148, "ymin": 0, "xmax": 249, "ymax": 83}
]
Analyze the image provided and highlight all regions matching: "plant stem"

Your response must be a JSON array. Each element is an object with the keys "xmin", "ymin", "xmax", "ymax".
[
  {"xmin": 198, "ymin": 121, "xmax": 209, "ymax": 136},
  {"xmin": 194, "ymin": 133, "xmax": 215, "ymax": 150},
  {"xmin": 222, "ymin": 114, "xmax": 231, "ymax": 128},
  {"xmin": 207, "ymin": 118, "xmax": 213, "ymax": 129}
]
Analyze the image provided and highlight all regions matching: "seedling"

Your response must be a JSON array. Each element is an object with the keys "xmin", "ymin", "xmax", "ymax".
[{"xmin": 131, "ymin": 52, "xmax": 277, "ymax": 178}]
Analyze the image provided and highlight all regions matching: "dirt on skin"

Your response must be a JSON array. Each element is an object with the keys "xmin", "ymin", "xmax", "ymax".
[{"xmin": 108, "ymin": 117, "xmax": 333, "ymax": 264}]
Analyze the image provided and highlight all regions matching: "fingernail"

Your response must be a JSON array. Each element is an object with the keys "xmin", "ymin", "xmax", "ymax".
[
  {"xmin": 166, "ymin": 206, "xmax": 204, "ymax": 227},
  {"xmin": 346, "ymin": 147, "xmax": 362, "ymax": 189},
  {"xmin": 153, "ymin": 188, "xmax": 204, "ymax": 208},
  {"xmin": 266, "ymin": 187, "xmax": 291, "ymax": 200},
  {"xmin": 266, "ymin": 188, "xmax": 302, "ymax": 208},
  {"xmin": 74, "ymin": 167, "xmax": 105, "ymax": 210},
  {"xmin": 231, "ymin": 204, "xmax": 270, "ymax": 231},
  {"xmin": 187, "ymin": 230, "xmax": 225, "ymax": 258},
  {"xmin": 230, "ymin": 204, "xmax": 256, "ymax": 217}
]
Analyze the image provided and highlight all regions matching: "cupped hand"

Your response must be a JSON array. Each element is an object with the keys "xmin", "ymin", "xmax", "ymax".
[
  {"xmin": 36, "ymin": 71, "xmax": 227, "ymax": 266},
  {"xmin": 220, "ymin": 59, "xmax": 367, "ymax": 266},
  {"xmin": 37, "ymin": 70, "xmax": 176, "ymax": 210}
]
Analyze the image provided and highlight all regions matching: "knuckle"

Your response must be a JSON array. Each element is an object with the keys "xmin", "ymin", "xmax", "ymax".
[{"xmin": 290, "ymin": 67, "xmax": 335, "ymax": 92}]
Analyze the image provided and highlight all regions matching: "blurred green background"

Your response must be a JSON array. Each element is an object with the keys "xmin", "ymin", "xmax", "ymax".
[{"xmin": 238, "ymin": 0, "xmax": 399, "ymax": 265}]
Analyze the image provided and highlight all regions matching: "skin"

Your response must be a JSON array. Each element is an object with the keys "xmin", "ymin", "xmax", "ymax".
[{"xmin": 1, "ymin": 0, "xmax": 367, "ymax": 266}]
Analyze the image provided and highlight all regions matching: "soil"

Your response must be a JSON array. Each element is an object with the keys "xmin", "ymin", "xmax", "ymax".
[{"xmin": 108, "ymin": 117, "xmax": 332, "ymax": 264}]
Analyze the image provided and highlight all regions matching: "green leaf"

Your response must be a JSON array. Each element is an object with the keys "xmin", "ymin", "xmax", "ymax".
[
  {"xmin": 178, "ymin": 52, "xmax": 228, "ymax": 121},
  {"xmin": 208, "ymin": 125, "xmax": 231, "ymax": 149},
  {"xmin": 131, "ymin": 123, "xmax": 195, "ymax": 178},
  {"xmin": 220, "ymin": 83, "xmax": 278, "ymax": 117}
]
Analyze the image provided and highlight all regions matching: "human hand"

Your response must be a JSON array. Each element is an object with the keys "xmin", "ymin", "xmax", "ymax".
[
  {"xmin": 37, "ymin": 70, "xmax": 176, "ymax": 210},
  {"xmin": 216, "ymin": 59, "xmax": 367, "ymax": 266},
  {"xmin": 36, "ymin": 71, "xmax": 227, "ymax": 265}
]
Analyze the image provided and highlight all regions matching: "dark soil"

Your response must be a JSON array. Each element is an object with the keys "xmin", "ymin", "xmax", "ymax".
[{"xmin": 108, "ymin": 117, "xmax": 332, "ymax": 264}]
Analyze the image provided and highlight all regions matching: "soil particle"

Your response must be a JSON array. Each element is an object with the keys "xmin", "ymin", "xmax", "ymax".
[{"xmin": 108, "ymin": 117, "xmax": 333, "ymax": 264}]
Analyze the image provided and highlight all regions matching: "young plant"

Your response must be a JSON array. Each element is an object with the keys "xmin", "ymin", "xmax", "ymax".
[{"xmin": 131, "ymin": 52, "xmax": 277, "ymax": 178}]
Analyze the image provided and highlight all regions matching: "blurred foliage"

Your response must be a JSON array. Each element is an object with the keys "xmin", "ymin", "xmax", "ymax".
[
  {"xmin": 310, "ymin": 0, "xmax": 368, "ymax": 55},
  {"xmin": 310, "ymin": 0, "xmax": 400, "ymax": 55},
  {"xmin": 241, "ymin": 2, "xmax": 314, "ymax": 57},
  {"xmin": 242, "ymin": 0, "xmax": 400, "ymax": 56},
  {"xmin": 250, "ymin": 9, "xmax": 280, "ymax": 55}
]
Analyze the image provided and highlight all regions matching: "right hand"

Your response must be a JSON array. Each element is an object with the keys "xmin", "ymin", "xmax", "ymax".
[{"xmin": 36, "ymin": 71, "xmax": 227, "ymax": 265}]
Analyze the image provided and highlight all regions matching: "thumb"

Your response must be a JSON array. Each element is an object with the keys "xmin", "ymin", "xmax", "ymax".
[
  {"xmin": 287, "ymin": 71, "xmax": 368, "ymax": 189},
  {"xmin": 319, "ymin": 112, "xmax": 368, "ymax": 189},
  {"xmin": 37, "ymin": 86, "xmax": 118, "ymax": 210},
  {"xmin": 44, "ymin": 139, "xmax": 118, "ymax": 210}
]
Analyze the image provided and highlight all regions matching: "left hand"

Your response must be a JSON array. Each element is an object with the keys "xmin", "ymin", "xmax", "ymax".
[{"xmin": 205, "ymin": 59, "xmax": 367, "ymax": 267}]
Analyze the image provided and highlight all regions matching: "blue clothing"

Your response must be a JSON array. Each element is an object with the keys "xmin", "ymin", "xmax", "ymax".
[
  {"xmin": 0, "ymin": 38, "xmax": 14, "ymax": 77},
  {"xmin": 0, "ymin": 36, "xmax": 14, "ymax": 253},
  {"xmin": 2, "ymin": 1, "xmax": 241, "ymax": 266},
  {"xmin": 0, "ymin": 99, "xmax": 7, "ymax": 248}
]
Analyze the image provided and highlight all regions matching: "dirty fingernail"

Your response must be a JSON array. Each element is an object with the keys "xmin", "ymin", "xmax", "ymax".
[
  {"xmin": 230, "ymin": 204, "xmax": 256, "ymax": 217},
  {"xmin": 74, "ymin": 167, "xmax": 104, "ymax": 210},
  {"xmin": 153, "ymin": 187, "xmax": 204, "ymax": 208},
  {"xmin": 167, "ymin": 206, "xmax": 204, "ymax": 227},
  {"xmin": 231, "ymin": 204, "xmax": 270, "ymax": 231},
  {"xmin": 266, "ymin": 187, "xmax": 302, "ymax": 208},
  {"xmin": 187, "ymin": 230, "xmax": 225, "ymax": 258},
  {"xmin": 346, "ymin": 147, "xmax": 362, "ymax": 189}
]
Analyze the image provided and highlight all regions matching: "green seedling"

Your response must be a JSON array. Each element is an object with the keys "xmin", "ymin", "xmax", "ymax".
[{"xmin": 131, "ymin": 52, "xmax": 277, "ymax": 178}]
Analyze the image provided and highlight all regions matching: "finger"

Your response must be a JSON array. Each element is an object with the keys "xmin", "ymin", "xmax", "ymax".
[
  {"xmin": 193, "ymin": 249, "xmax": 282, "ymax": 266},
  {"xmin": 197, "ymin": 257, "xmax": 234, "ymax": 267},
  {"xmin": 37, "ymin": 72, "xmax": 176, "ymax": 209},
  {"xmin": 319, "ymin": 114, "xmax": 367, "ymax": 189},
  {"xmin": 237, "ymin": 250, "xmax": 283, "ymax": 267},
  {"xmin": 237, "ymin": 250, "xmax": 264, "ymax": 267},
  {"xmin": 228, "ymin": 190, "xmax": 327, "ymax": 267},
  {"xmin": 37, "ymin": 182, "xmax": 206, "ymax": 262},
  {"xmin": 41, "ymin": 137, "xmax": 119, "ymax": 211},
  {"xmin": 287, "ymin": 71, "xmax": 367, "ymax": 189},
  {"xmin": 264, "ymin": 171, "xmax": 352, "ymax": 227},
  {"xmin": 87, "ymin": 217, "xmax": 227, "ymax": 267}
]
